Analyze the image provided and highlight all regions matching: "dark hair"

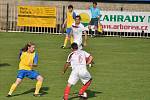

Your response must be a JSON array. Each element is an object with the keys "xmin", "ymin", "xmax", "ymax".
[
  {"xmin": 71, "ymin": 42, "xmax": 78, "ymax": 50},
  {"xmin": 93, "ymin": 1, "xmax": 97, "ymax": 5},
  {"xmin": 68, "ymin": 5, "xmax": 73, "ymax": 9},
  {"xmin": 21, "ymin": 42, "xmax": 35, "ymax": 52},
  {"xmin": 75, "ymin": 15, "xmax": 81, "ymax": 20}
]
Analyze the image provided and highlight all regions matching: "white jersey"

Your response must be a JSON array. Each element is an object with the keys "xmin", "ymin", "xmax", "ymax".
[
  {"xmin": 66, "ymin": 50, "xmax": 92, "ymax": 85},
  {"xmin": 67, "ymin": 50, "xmax": 90, "ymax": 70},
  {"xmin": 71, "ymin": 23, "xmax": 86, "ymax": 45}
]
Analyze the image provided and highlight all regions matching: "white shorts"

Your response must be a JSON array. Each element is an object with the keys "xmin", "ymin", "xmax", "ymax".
[{"xmin": 68, "ymin": 69, "xmax": 91, "ymax": 85}]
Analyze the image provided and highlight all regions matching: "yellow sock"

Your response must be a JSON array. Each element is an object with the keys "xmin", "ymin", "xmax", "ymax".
[
  {"xmin": 8, "ymin": 83, "xmax": 17, "ymax": 95},
  {"xmin": 70, "ymin": 36, "xmax": 73, "ymax": 44},
  {"xmin": 63, "ymin": 37, "xmax": 68, "ymax": 47},
  {"xmin": 34, "ymin": 81, "xmax": 42, "ymax": 94}
]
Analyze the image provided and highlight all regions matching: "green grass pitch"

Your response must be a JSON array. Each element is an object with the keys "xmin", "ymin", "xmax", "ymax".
[{"xmin": 0, "ymin": 32, "xmax": 150, "ymax": 100}]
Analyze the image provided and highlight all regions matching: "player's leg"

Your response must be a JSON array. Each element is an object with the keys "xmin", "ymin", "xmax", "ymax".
[
  {"xmin": 63, "ymin": 83, "xmax": 72, "ymax": 100},
  {"xmin": 34, "ymin": 75, "xmax": 44, "ymax": 96},
  {"xmin": 27, "ymin": 70, "xmax": 44, "ymax": 96},
  {"xmin": 62, "ymin": 35, "xmax": 68, "ymax": 48},
  {"xmin": 67, "ymin": 28, "xmax": 73, "ymax": 44},
  {"xmin": 7, "ymin": 70, "xmax": 25, "ymax": 96},
  {"xmin": 79, "ymin": 70, "xmax": 92, "ymax": 96},
  {"xmin": 88, "ymin": 25, "xmax": 92, "ymax": 37},
  {"xmin": 63, "ymin": 71, "xmax": 79, "ymax": 100},
  {"xmin": 62, "ymin": 28, "xmax": 71, "ymax": 48},
  {"xmin": 89, "ymin": 18, "xmax": 95, "ymax": 37},
  {"xmin": 70, "ymin": 35, "xmax": 73, "ymax": 44},
  {"xmin": 94, "ymin": 18, "xmax": 98, "ymax": 36},
  {"xmin": 7, "ymin": 78, "xmax": 22, "ymax": 96}
]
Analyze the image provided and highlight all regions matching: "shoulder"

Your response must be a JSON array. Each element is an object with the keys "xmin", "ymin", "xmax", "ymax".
[
  {"xmin": 79, "ymin": 23, "xmax": 85, "ymax": 29},
  {"xmin": 67, "ymin": 52, "xmax": 74, "ymax": 59},
  {"xmin": 68, "ymin": 52, "xmax": 74, "ymax": 56},
  {"xmin": 72, "ymin": 22, "xmax": 75, "ymax": 26},
  {"xmin": 80, "ymin": 50, "xmax": 86, "ymax": 53},
  {"xmin": 79, "ymin": 23, "xmax": 84, "ymax": 27},
  {"xmin": 97, "ymin": 7, "xmax": 100, "ymax": 11},
  {"xmin": 82, "ymin": 50, "xmax": 89, "ymax": 54},
  {"xmin": 21, "ymin": 51, "xmax": 26, "ymax": 54}
]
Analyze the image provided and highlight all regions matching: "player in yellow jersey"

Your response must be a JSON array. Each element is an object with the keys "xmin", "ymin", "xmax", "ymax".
[
  {"xmin": 61, "ymin": 5, "xmax": 76, "ymax": 49},
  {"xmin": 7, "ymin": 42, "xmax": 44, "ymax": 97}
]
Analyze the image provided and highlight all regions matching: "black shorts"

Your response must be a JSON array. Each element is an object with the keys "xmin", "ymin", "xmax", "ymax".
[{"xmin": 89, "ymin": 18, "xmax": 98, "ymax": 26}]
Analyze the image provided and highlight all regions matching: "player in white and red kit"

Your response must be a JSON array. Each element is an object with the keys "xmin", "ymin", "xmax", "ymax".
[
  {"xmin": 71, "ymin": 15, "xmax": 87, "ymax": 50},
  {"xmin": 62, "ymin": 43, "xmax": 93, "ymax": 100}
]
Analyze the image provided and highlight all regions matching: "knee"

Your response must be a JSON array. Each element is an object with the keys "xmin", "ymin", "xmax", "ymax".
[
  {"xmin": 67, "ymin": 83, "xmax": 72, "ymax": 87},
  {"xmin": 37, "ymin": 75, "xmax": 44, "ymax": 82},
  {"xmin": 15, "ymin": 78, "xmax": 22, "ymax": 85}
]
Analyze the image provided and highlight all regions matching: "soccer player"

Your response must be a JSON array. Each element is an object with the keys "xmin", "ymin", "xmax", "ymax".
[
  {"xmin": 61, "ymin": 5, "xmax": 76, "ymax": 49},
  {"xmin": 62, "ymin": 42, "xmax": 93, "ymax": 100},
  {"xmin": 71, "ymin": 15, "xmax": 87, "ymax": 50},
  {"xmin": 87, "ymin": 1, "xmax": 101, "ymax": 37},
  {"xmin": 7, "ymin": 42, "xmax": 44, "ymax": 97}
]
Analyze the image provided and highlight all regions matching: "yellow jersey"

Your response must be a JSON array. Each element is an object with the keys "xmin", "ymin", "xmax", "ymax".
[
  {"xmin": 19, "ymin": 51, "xmax": 38, "ymax": 70},
  {"xmin": 66, "ymin": 11, "xmax": 76, "ymax": 28}
]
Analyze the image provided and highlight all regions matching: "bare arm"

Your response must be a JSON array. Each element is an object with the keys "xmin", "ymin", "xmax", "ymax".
[
  {"xmin": 32, "ymin": 64, "xmax": 38, "ymax": 67},
  {"xmin": 29, "ymin": 64, "xmax": 38, "ymax": 67},
  {"xmin": 62, "ymin": 19, "xmax": 67, "ymax": 28},
  {"xmin": 86, "ymin": 55, "xmax": 93, "ymax": 65},
  {"xmin": 63, "ymin": 62, "xmax": 70, "ymax": 74}
]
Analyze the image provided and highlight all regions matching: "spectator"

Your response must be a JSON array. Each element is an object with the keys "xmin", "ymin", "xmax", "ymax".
[{"xmin": 87, "ymin": 1, "xmax": 101, "ymax": 37}]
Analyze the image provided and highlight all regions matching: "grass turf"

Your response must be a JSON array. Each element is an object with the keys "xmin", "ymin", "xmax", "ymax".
[{"xmin": 0, "ymin": 32, "xmax": 150, "ymax": 100}]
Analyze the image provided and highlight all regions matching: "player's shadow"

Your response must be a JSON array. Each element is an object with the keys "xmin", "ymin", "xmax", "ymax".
[
  {"xmin": 12, "ymin": 87, "xmax": 49, "ymax": 97},
  {"xmin": 69, "ymin": 90, "xmax": 102, "ymax": 100},
  {"xmin": 0, "ymin": 63, "xmax": 11, "ymax": 67}
]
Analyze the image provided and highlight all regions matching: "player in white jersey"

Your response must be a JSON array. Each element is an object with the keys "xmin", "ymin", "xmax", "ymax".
[
  {"xmin": 71, "ymin": 15, "xmax": 87, "ymax": 50},
  {"xmin": 62, "ymin": 43, "xmax": 93, "ymax": 100}
]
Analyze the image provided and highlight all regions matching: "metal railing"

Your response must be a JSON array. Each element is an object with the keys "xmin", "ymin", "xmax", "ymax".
[{"xmin": 0, "ymin": 1, "xmax": 150, "ymax": 38}]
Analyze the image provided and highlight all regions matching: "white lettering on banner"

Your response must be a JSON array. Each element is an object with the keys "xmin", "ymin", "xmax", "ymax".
[
  {"xmin": 74, "ymin": 10, "xmax": 150, "ymax": 33},
  {"xmin": 102, "ymin": 15, "xmax": 145, "ymax": 22}
]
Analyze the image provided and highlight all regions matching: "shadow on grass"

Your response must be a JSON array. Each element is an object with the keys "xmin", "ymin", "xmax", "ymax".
[
  {"xmin": 12, "ymin": 87, "xmax": 49, "ymax": 97},
  {"xmin": 69, "ymin": 89, "xmax": 102, "ymax": 100},
  {"xmin": 0, "ymin": 63, "xmax": 11, "ymax": 67}
]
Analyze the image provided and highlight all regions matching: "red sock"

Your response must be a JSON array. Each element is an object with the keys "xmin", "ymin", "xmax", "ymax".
[
  {"xmin": 79, "ymin": 79, "xmax": 92, "ymax": 95},
  {"xmin": 64, "ymin": 85, "xmax": 70, "ymax": 100}
]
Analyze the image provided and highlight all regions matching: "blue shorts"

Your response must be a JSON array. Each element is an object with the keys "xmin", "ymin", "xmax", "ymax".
[
  {"xmin": 89, "ymin": 18, "xmax": 98, "ymax": 26},
  {"xmin": 66, "ymin": 28, "xmax": 72, "ymax": 35},
  {"xmin": 17, "ymin": 70, "xmax": 40, "ymax": 80}
]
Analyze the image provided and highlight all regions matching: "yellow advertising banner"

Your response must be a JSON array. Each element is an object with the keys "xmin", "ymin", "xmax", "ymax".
[{"xmin": 17, "ymin": 6, "xmax": 56, "ymax": 27}]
